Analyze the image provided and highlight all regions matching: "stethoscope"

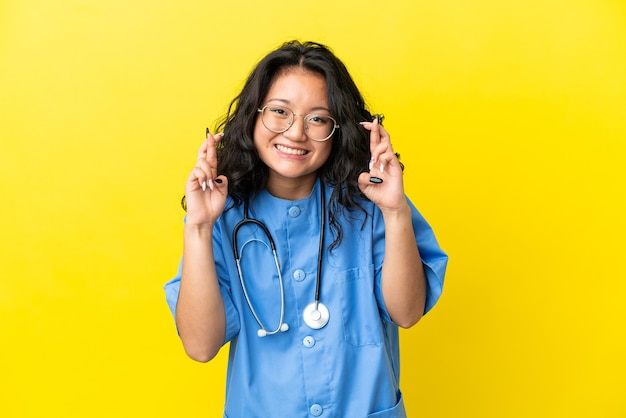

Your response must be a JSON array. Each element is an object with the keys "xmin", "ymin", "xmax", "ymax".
[{"xmin": 232, "ymin": 182, "xmax": 330, "ymax": 337}]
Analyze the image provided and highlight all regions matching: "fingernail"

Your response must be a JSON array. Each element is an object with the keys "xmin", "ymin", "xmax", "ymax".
[
  {"xmin": 368, "ymin": 158, "xmax": 374, "ymax": 171},
  {"xmin": 202, "ymin": 181, "xmax": 207, "ymax": 191},
  {"xmin": 208, "ymin": 179, "xmax": 214, "ymax": 191},
  {"xmin": 206, "ymin": 127, "xmax": 210, "ymax": 136},
  {"xmin": 214, "ymin": 178, "xmax": 223, "ymax": 184},
  {"xmin": 369, "ymin": 176, "xmax": 383, "ymax": 184},
  {"xmin": 380, "ymin": 162, "xmax": 384, "ymax": 173}
]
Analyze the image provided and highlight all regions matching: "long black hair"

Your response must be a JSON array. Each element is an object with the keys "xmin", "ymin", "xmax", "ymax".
[{"xmin": 216, "ymin": 40, "xmax": 375, "ymax": 248}]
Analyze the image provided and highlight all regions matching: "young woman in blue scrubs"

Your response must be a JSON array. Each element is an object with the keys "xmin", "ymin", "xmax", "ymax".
[{"xmin": 165, "ymin": 40, "xmax": 448, "ymax": 417}]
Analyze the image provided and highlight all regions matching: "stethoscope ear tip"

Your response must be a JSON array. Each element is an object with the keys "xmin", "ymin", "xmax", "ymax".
[{"xmin": 257, "ymin": 323, "xmax": 289, "ymax": 337}]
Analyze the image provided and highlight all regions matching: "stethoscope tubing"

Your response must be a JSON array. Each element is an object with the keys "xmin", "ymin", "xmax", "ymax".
[
  {"xmin": 233, "ymin": 213, "xmax": 286, "ymax": 336},
  {"xmin": 314, "ymin": 184, "xmax": 326, "ymax": 309}
]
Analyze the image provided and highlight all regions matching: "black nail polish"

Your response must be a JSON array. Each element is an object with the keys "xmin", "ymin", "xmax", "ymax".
[
  {"xmin": 206, "ymin": 127, "xmax": 210, "ymax": 135},
  {"xmin": 214, "ymin": 178, "xmax": 223, "ymax": 184},
  {"xmin": 369, "ymin": 176, "xmax": 383, "ymax": 184}
]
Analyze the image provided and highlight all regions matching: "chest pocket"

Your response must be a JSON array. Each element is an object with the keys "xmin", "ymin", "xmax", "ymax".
[{"xmin": 336, "ymin": 265, "xmax": 384, "ymax": 346}]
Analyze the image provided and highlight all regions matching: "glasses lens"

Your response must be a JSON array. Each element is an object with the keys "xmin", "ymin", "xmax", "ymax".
[
  {"xmin": 305, "ymin": 114, "xmax": 336, "ymax": 141},
  {"xmin": 262, "ymin": 105, "xmax": 292, "ymax": 132}
]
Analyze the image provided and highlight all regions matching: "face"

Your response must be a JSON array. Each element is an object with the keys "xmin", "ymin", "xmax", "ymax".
[{"xmin": 254, "ymin": 68, "xmax": 333, "ymax": 195}]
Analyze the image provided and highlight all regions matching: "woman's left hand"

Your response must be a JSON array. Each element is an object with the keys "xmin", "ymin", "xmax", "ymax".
[{"xmin": 358, "ymin": 117, "xmax": 407, "ymax": 212}]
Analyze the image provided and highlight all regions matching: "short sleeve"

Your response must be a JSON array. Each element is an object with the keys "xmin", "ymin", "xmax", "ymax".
[{"xmin": 163, "ymin": 217, "xmax": 240, "ymax": 344}]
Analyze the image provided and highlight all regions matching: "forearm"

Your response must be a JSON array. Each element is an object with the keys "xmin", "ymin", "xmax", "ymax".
[
  {"xmin": 381, "ymin": 203, "xmax": 427, "ymax": 328},
  {"xmin": 176, "ymin": 223, "xmax": 226, "ymax": 362}
]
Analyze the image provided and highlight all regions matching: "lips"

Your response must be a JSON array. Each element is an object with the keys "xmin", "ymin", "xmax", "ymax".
[{"xmin": 275, "ymin": 144, "xmax": 308, "ymax": 156}]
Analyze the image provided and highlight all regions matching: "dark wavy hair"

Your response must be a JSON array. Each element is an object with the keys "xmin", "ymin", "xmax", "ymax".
[{"xmin": 215, "ymin": 40, "xmax": 375, "ymax": 248}]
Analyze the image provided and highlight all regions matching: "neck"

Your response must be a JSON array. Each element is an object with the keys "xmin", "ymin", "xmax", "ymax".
[{"xmin": 266, "ymin": 173, "xmax": 318, "ymax": 200}]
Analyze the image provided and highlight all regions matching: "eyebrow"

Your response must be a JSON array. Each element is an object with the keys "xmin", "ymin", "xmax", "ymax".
[{"xmin": 265, "ymin": 98, "xmax": 331, "ymax": 113}]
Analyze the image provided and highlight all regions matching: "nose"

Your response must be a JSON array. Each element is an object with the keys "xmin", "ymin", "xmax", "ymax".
[{"xmin": 282, "ymin": 115, "xmax": 307, "ymax": 141}]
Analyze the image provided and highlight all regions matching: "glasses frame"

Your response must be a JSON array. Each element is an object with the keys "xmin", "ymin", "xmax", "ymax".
[{"xmin": 257, "ymin": 105, "xmax": 340, "ymax": 142}]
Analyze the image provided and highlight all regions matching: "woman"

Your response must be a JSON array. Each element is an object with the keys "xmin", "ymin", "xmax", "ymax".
[{"xmin": 165, "ymin": 40, "xmax": 447, "ymax": 417}]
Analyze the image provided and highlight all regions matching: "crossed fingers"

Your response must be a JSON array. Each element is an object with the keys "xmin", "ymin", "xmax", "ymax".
[{"xmin": 195, "ymin": 128, "xmax": 224, "ymax": 191}]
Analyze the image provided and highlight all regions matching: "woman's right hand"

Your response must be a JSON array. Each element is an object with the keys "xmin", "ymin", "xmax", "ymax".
[{"xmin": 184, "ymin": 130, "xmax": 228, "ymax": 227}]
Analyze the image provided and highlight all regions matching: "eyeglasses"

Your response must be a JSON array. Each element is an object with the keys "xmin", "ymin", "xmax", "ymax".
[{"xmin": 257, "ymin": 105, "xmax": 340, "ymax": 142}]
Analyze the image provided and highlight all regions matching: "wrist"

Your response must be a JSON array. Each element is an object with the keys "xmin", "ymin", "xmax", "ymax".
[
  {"xmin": 184, "ymin": 222, "xmax": 214, "ymax": 238},
  {"xmin": 380, "ymin": 201, "xmax": 412, "ymax": 221}
]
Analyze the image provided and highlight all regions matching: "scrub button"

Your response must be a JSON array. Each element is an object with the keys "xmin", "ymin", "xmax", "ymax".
[
  {"xmin": 303, "ymin": 336, "xmax": 316, "ymax": 348},
  {"xmin": 288, "ymin": 206, "xmax": 301, "ymax": 217},
  {"xmin": 309, "ymin": 404, "xmax": 323, "ymax": 416},
  {"xmin": 293, "ymin": 269, "xmax": 306, "ymax": 282}
]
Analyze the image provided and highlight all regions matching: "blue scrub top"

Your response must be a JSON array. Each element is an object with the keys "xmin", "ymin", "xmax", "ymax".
[{"xmin": 165, "ymin": 180, "xmax": 448, "ymax": 418}]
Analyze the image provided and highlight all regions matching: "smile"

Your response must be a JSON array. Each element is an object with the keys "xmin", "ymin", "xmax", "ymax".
[{"xmin": 275, "ymin": 144, "xmax": 308, "ymax": 156}]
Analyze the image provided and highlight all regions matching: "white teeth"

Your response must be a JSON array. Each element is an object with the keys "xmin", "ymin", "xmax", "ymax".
[{"xmin": 276, "ymin": 144, "xmax": 307, "ymax": 156}]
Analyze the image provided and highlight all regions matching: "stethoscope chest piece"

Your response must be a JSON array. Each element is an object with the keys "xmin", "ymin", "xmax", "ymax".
[{"xmin": 303, "ymin": 302, "xmax": 330, "ymax": 329}]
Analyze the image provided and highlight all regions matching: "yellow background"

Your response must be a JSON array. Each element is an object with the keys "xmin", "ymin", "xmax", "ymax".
[{"xmin": 1, "ymin": 0, "xmax": 625, "ymax": 416}]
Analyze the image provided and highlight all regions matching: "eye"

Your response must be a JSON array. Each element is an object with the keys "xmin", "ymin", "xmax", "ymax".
[
  {"xmin": 307, "ymin": 115, "xmax": 332, "ymax": 125},
  {"xmin": 268, "ymin": 106, "xmax": 290, "ymax": 118}
]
